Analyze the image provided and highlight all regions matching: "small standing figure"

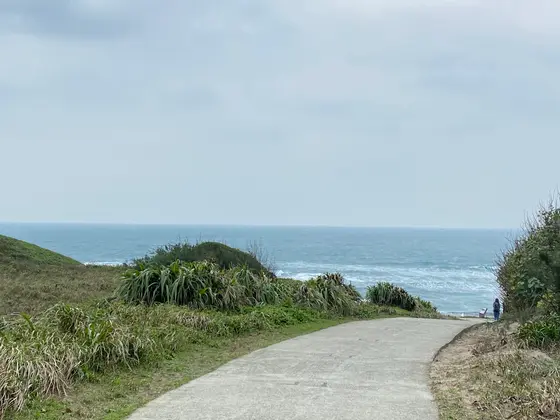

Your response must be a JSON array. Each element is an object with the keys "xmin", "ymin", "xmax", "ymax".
[{"xmin": 493, "ymin": 298, "xmax": 501, "ymax": 321}]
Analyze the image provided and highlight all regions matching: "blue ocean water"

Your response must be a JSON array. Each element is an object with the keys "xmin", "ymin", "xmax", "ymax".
[{"xmin": 0, "ymin": 223, "xmax": 517, "ymax": 314}]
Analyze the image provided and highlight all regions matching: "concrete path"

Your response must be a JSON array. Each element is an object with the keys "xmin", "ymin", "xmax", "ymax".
[{"xmin": 128, "ymin": 318, "xmax": 478, "ymax": 420}]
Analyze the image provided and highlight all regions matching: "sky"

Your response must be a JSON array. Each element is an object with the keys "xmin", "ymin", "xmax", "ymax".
[{"xmin": 1, "ymin": 0, "xmax": 559, "ymax": 228}]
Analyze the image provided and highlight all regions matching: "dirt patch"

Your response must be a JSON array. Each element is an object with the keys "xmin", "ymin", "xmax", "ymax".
[{"xmin": 431, "ymin": 321, "xmax": 560, "ymax": 420}]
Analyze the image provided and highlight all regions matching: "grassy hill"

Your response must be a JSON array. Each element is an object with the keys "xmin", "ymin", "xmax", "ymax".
[
  {"xmin": 0, "ymin": 236, "xmax": 275, "ymax": 315},
  {"xmin": 0, "ymin": 235, "xmax": 122, "ymax": 315},
  {"xmin": 0, "ymin": 234, "xmax": 81, "ymax": 266}
]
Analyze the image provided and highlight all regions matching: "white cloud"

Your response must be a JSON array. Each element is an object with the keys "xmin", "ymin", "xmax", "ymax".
[{"xmin": 1, "ymin": 1, "xmax": 559, "ymax": 227}]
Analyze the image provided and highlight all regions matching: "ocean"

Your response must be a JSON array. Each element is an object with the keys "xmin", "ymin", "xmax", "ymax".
[{"xmin": 0, "ymin": 223, "xmax": 517, "ymax": 314}]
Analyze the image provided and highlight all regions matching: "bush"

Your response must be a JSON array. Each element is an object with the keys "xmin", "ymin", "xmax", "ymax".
[
  {"xmin": 517, "ymin": 315, "xmax": 560, "ymax": 348},
  {"xmin": 119, "ymin": 264, "xmax": 366, "ymax": 316},
  {"xmin": 365, "ymin": 282, "xmax": 417, "ymax": 311},
  {"xmin": 118, "ymin": 261, "xmax": 285, "ymax": 310},
  {"xmin": 496, "ymin": 198, "xmax": 560, "ymax": 314},
  {"xmin": 292, "ymin": 273, "xmax": 360, "ymax": 315},
  {"xmin": 495, "ymin": 195, "xmax": 560, "ymax": 347},
  {"xmin": 132, "ymin": 241, "xmax": 274, "ymax": 277},
  {"xmin": 415, "ymin": 297, "xmax": 438, "ymax": 312}
]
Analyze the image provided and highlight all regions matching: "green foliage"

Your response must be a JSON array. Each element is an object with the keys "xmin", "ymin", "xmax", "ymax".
[
  {"xmin": 496, "ymin": 199, "xmax": 560, "ymax": 314},
  {"xmin": 496, "ymin": 195, "xmax": 560, "ymax": 347},
  {"xmin": 280, "ymin": 272, "xmax": 360, "ymax": 315},
  {"xmin": 0, "ymin": 235, "xmax": 121, "ymax": 316},
  {"xmin": 415, "ymin": 297, "xmax": 438, "ymax": 312},
  {"xmin": 0, "ymin": 301, "xmax": 360, "ymax": 417},
  {"xmin": 0, "ymin": 235, "xmax": 81, "ymax": 267},
  {"xmin": 517, "ymin": 315, "xmax": 560, "ymax": 348},
  {"xmin": 131, "ymin": 241, "xmax": 274, "ymax": 277},
  {"xmin": 118, "ymin": 264, "xmax": 370, "ymax": 316},
  {"xmin": 118, "ymin": 261, "xmax": 285, "ymax": 310},
  {"xmin": 365, "ymin": 282, "xmax": 417, "ymax": 311},
  {"xmin": 0, "ymin": 264, "xmax": 123, "ymax": 316}
]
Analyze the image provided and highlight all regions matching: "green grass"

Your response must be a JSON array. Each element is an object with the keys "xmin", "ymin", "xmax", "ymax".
[
  {"xmin": 118, "ymin": 263, "xmax": 368, "ymax": 316},
  {"xmin": 10, "ymin": 319, "xmax": 350, "ymax": 420},
  {"xmin": 0, "ymin": 235, "xmax": 122, "ymax": 315},
  {"xmin": 0, "ymin": 235, "xmax": 81, "ymax": 267},
  {"xmin": 0, "ymin": 264, "xmax": 122, "ymax": 315}
]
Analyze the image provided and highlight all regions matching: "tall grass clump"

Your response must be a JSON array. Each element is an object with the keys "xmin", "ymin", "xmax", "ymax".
[
  {"xmin": 0, "ymin": 305, "xmax": 163, "ymax": 418},
  {"xmin": 366, "ymin": 282, "xmax": 417, "ymax": 311},
  {"xmin": 118, "ymin": 261, "xmax": 286, "ymax": 310},
  {"xmin": 293, "ymin": 273, "xmax": 359, "ymax": 315},
  {"xmin": 517, "ymin": 315, "xmax": 560, "ymax": 348},
  {"xmin": 119, "ymin": 264, "xmax": 370, "ymax": 316}
]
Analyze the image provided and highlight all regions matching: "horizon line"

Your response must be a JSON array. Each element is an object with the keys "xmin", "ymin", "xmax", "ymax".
[{"xmin": 0, "ymin": 220, "xmax": 520, "ymax": 231}]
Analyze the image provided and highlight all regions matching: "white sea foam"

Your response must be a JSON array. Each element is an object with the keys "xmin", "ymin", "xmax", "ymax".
[
  {"xmin": 83, "ymin": 261, "xmax": 124, "ymax": 267},
  {"xmin": 276, "ymin": 261, "xmax": 501, "ymax": 313}
]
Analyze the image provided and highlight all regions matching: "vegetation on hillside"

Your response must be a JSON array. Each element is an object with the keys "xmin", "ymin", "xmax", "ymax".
[
  {"xmin": 0, "ymin": 235, "xmax": 439, "ymax": 419},
  {"xmin": 432, "ymin": 322, "xmax": 560, "ymax": 420},
  {"xmin": 0, "ymin": 264, "xmax": 122, "ymax": 315},
  {"xmin": 132, "ymin": 241, "xmax": 274, "ymax": 277},
  {"xmin": 0, "ymin": 235, "xmax": 80, "ymax": 267},
  {"xmin": 366, "ymin": 282, "xmax": 438, "ymax": 312},
  {"xmin": 496, "ymin": 196, "xmax": 560, "ymax": 346},
  {"xmin": 120, "ymin": 265, "xmax": 371, "ymax": 316},
  {"xmin": 497, "ymin": 198, "xmax": 560, "ymax": 314},
  {"xmin": 0, "ymin": 235, "xmax": 121, "ymax": 315}
]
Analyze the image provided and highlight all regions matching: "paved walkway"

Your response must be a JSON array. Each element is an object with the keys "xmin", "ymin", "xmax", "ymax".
[{"xmin": 128, "ymin": 318, "xmax": 478, "ymax": 420}]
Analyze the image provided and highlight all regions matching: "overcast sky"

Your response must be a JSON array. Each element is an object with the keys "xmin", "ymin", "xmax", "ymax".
[{"xmin": 1, "ymin": 0, "xmax": 559, "ymax": 228}]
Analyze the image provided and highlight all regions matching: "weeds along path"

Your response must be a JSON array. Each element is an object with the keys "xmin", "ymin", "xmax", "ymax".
[{"xmin": 128, "ymin": 317, "xmax": 478, "ymax": 420}]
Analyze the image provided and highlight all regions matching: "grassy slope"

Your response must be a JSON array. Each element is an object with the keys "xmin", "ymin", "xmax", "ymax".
[
  {"xmin": 0, "ymin": 234, "xmax": 121, "ymax": 315},
  {"xmin": 0, "ymin": 235, "xmax": 81, "ymax": 266},
  {"xmin": 0, "ymin": 264, "xmax": 123, "ymax": 315},
  {"xmin": 431, "ymin": 322, "xmax": 560, "ymax": 420}
]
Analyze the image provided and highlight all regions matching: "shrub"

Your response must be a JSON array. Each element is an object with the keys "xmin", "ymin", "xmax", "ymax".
[
  {"xmin": 292, "ymin": 273, "xmax": 360, "ymax": 315},
  {"xmin": 495, "ymin": 194, "xmax": 560, "ymax": 347},
  {"xmin": 496, "ymin": 198, "xmax": 560, "ymax": 314},
  {"xmin": 517, "ymin": 315, "xmax": 560, "ymax": 348},
  {"xmin": 119, "ymin": 264, "xmax": 361, "ymax": 316},
  {"xmin": 365, "ymin": 282, "xmax": 416, "ymax": 311},
  {"xmin": 132, "ymin": 241, "xmax": 274, "ymax": 277},
  {"xmin": 415, "ymin": 297, "xmax": 438, "ymax": 312},
  {"xmin": 118, "ymin": 261, "xmax": 248, "ymax": 309}
]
